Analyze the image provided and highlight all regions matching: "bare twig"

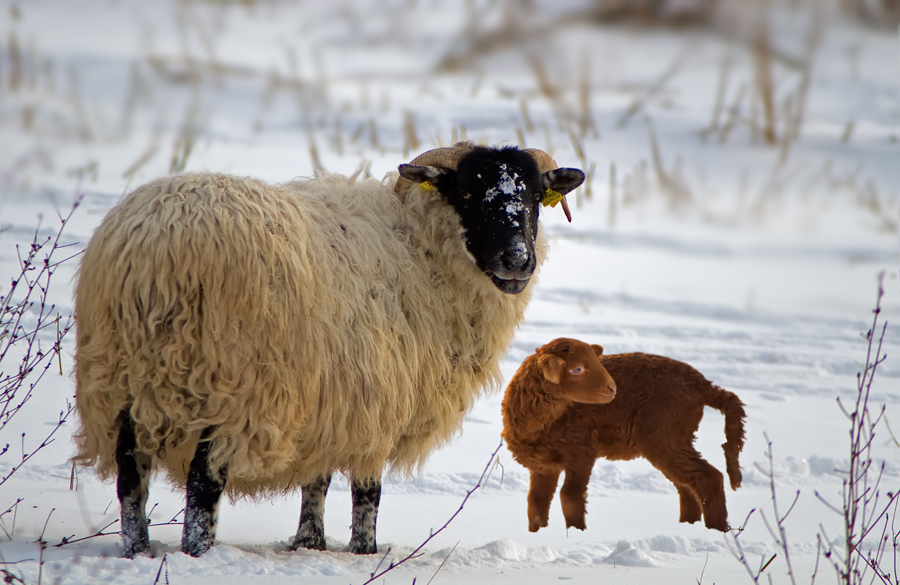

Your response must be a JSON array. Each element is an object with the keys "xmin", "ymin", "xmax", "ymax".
[
  {"xmin": 815, "ymin": 272, "xmax": 899, "ymax": 585},
  {"xmin": 359, "ymin": 441, "xmax": 504, "ymax": 585}
]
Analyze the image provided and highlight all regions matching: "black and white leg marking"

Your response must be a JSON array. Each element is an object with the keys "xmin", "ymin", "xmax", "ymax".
[
  {"xmin": 182, "ymin": 428, "xmax": 227, "ymax": 558},
  {"xmin": 348, "ymin": 476, "xmax": 381, "ymax": 555},
  {"xmin": 291, "ymin": 474, "xmax": 332, "ymax": 551},
  {"xmin": 116, "ymin": 411, "xmax": 152, "ymax": 559}
]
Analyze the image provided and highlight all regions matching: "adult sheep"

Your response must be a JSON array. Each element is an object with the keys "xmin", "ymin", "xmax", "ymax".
[{"xmin": 73, "ymin": 142, "xmax": 585, "ymax": 558}]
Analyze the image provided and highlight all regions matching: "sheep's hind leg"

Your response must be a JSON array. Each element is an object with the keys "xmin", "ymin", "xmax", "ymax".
[
  {"xmin": 116, "ymin": 411, "xmax": 152, "ymax": 558},
  {"xmin": 348, "ymin": 476, "xmax": 381, "ymax": 554},
  {"xmin": 182, "ymin": 428, "xmax": 228, "ymax": 557},
  {"xmin": 649, "ymin": 446, "xmax": 729, "ymax": 532},
  {"xmin": 290, "ymin": 474, "xmax": 332, "ymax": 551}
]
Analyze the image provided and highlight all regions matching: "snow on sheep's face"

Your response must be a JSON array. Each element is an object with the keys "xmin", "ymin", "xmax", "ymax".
[{"xmin": 398, "ymin": 146, "xmax": 584, "ymax": 295}]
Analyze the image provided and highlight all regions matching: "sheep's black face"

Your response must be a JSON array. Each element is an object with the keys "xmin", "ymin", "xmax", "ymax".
[{"xmin": 399, "ymin": 146, "xmax": 584, "ymax": 295}]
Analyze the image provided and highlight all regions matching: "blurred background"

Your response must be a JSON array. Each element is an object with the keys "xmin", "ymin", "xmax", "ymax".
[{"xmin": 0, "ymin": 0, "xmax": 896, "ymax": 231}]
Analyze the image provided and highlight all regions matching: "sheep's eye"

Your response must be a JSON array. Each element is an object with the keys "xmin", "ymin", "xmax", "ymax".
[
  {"xmin": 569, "ymin": 367, "xmax": 584, "ymax": 375},
  {"xmin": 462, "ymin": 192, "xmax": 474, "ymax": 200}
]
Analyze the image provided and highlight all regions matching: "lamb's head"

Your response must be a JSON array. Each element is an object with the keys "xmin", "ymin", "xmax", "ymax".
[
  {"xmin": 534, "ymin": 338, "xmax": 617, "ymax": 404},
  {"xmin": 397, "ymin": 144, "xmax": 584, "ymax": 295}
]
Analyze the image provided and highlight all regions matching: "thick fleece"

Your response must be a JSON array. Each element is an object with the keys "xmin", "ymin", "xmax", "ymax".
[
  {"xmin": 502, "ymin": 342, "xmax": 746, "ymax": 533},
  {"xmin": 74, "ymin": 171, "xmax": 545, "ymax": 497}
]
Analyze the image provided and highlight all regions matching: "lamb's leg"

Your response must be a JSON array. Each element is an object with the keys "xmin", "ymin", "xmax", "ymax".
[
  {"xmin": 527, "ymin": 470, "xmax": 560, "ymax": 532},
  {"xmin": 182, "ymin": 428, "xmax": 228, "ymax": 557},
  {"xmin": 559, "ymin": 468, "xmax": 592, "ymax": 531},
  {"xmin": 649, "ymin": 446, "xmax": 729, "ymax": 532},
  {"xmin": 348, "ymin": 476, "xmax": 381, "ymax": 554},
  {"xmin": 116, "ymin": 411, "xmax": 151, "ymax": 558},
  {"xmin": 290, "ymin": 474, "xmax": 332, "ymax": 551},
  {"xmin": 676, "ymin": 484, "xmax": 703, "ymax": 524}
]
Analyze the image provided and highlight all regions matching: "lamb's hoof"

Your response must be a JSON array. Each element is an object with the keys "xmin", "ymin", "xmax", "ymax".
[
  {"xmin": 564, "ymin": 517, "xmax": 587, "ymax": 531},
  {"xmin": 705, "ymin": 518, "xmax": 730, "ymax": 532},
  {"xmin": 291, "ymin": 532, "xmax": 326, "ymax": 551},
  {"xmin": 528, "ymin": 515, "xmax": 549, "ymax": 532}
]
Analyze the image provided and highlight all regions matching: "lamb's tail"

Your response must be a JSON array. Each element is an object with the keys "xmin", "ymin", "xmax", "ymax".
[{"xmin": 702, "ymin": 383, "xmax": 747, "ymax": 490}]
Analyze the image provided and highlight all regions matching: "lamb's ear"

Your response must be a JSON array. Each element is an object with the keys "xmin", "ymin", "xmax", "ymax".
[
  {"xmin": 398, "ymin": 164, "xmax": 452, "ymax": 190},
  {"xmin": 591, "ymin": 344, "xmax": 604, "ymax": 357},
  {"xmin": 537, "ymin": 354, "xmax": 566, "ymax": 385},
  {"xmin": 542, "ymin": 168, "xmax": 585, "ymax": 197}
]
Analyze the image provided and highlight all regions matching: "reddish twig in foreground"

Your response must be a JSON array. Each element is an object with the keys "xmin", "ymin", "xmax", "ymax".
[{"xmin": 359, "ymin": 441, "xmax": 504, "ymax": 585}]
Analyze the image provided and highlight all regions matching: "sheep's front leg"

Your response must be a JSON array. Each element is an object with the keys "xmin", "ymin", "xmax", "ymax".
[
  {"xmin": 182, "ymin": 428, "xmax": 228, "ymax": 557},
  {"xmin": 559, "ymin": 468, "xmax": 592, "ymax": 531},
  {"xmin": 527, "ymin": 470, "xmax": 560, "ymax": 532},
  {"xmin": 290, "ymin": 474, "xmax": 332, "ymax": 551},
  {"xmin": 348, "ymin": 476, "xmax": 381, "ymax": 554},
  {"xmin": 116, "ymin": 411, "xmax": 151, "ymax": 558}
]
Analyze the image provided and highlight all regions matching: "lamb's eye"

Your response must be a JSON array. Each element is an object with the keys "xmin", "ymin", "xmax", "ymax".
[
  {"xmin": 462, "ymin": 192, "xmax": 473, "ymax": 200},
  {"xmin": 569, "ymin": 367, "xmax": 584, "ymax": 375}
]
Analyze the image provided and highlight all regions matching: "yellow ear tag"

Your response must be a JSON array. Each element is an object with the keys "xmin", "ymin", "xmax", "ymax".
[
  {"xmin": 419, "ymin": 181, "xmax": 437, "ymax": 191},
  {"xmin": 543, "ymin": 189, "xmax": 563, "ymax": 208}
]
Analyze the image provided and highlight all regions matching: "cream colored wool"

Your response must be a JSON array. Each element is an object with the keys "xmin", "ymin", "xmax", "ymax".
[{"xmin": 74, "ymin": 172, "xmax": 546, "ymax": 497}]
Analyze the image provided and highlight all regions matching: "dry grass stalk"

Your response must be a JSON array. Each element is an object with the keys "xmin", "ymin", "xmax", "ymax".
[
  {"xmin": 368, "ymin": 118, "xmax": 380, "ymax": 150},
  {"xmin": 519, "ymin": 99, "xmax": 534, "ymax": 133},
  {"xmin": 841, "ymin": 121, "xmax": 856, "ymax": 143},
  {"xmin": 6, "ymin": 32, "xmax": 22, "ymax": 92},
  {"xmin": 617, "ymin": 41, "xmax": 693, "ymax": 129},
  {"xmin": 350, "ymin": 121, "xmax": 365, "ymax": 145},
  {"xmin": 67, "ymin": 63, "xmax": 94, "ymax": 142},
  {"xmin": 778, "ymin": 94, "xmax": 796, "ymax": 165},
  {"xmin": 718, "ymin": 83, "xmax": 748, "ymax": 144},
  {"xmin": 169, "ymin": 100, "xmax": 201, "ymax": 175},
  {"xmin": 308, "ymin": 141, "xmax": 325, "ymax": 176},
  {"xmin": 578, "ymin": 51, "xmax": 598, "ymax": 139},
  {"xmin": 703, "ymin": 52, "xmax": 733, "ymax": 140},
  {"xmin": 608, "ymin": 162, "xmax": 617, "ymax": 229},
  {"xmin": 567, "ymin": 126, "xmax": 592, "ymax": 203},
  {"xmin": 649, "ymin": 123, "xmax": 691, "ymax": 208},
  {"xmin": 333, "ymin": 116, "xmax": 344, "ymax": 157},
  {"xmin": 515, "ymin": 127, "xmax": 526, "ymax": 148},
  {"xmin": 752, "ymin": 0, "xmax": 777, "ymax": 146},
  {"xmin": 786, "ymin": 2, "xmax": 824, "ymax": 148}
]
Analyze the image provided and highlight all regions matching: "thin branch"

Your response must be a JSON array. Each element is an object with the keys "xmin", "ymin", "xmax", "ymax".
[{"xmin": 359, "ymin": 441, "xmax": 504, "ymax": 585}]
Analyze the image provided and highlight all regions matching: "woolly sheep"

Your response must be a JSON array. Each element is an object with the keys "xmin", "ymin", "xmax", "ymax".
[
  {"xmin": 73, "ymin": 143, "xmax": 585, "ymax": 558},
  {"xmin": 501, "ymin": 338, "xmax": 746, "ymax": 533}
]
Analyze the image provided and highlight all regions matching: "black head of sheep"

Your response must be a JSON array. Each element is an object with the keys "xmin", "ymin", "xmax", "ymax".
[{"xmin": 398, "ymin": 145, "xmax": 584, "ymax": 294}]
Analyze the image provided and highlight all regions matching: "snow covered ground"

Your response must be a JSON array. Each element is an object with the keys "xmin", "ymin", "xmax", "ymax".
[{"xmin": 0, "ymin": 1, "xmax": 898, "ymax": 583}]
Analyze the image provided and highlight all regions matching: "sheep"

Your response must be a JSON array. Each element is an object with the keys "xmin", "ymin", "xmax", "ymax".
[
  {"xmin": 73, "ymin": 143, "xmax": 585, "ymax": 558},
  {"xmin": 501, "ymin": 338, "xmax": 746, "ymax": 534}
]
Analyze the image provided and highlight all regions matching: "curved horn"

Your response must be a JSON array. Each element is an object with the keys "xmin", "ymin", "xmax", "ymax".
[
  {"xmin": 524, "ymin": 148, "xmax": 573, "ymax": 223},
  {"xmin": 522, "ymin": 148, "xmax": 558, "ymax": 174},
  {"xmin": 394, "ymin": 142, "xmax": 477, "ymax": 196}
]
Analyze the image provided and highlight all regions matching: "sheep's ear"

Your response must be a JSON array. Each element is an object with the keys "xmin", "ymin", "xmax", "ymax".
[
  {"xmin": 398, "ymin": 164, "xmax": 451, "ymax": 189},
  {"xmin": 542, "ymin": 168, "xmax": 585, "ymax": 197},
  {"xmin": 537, "ymin": 354, "xmax": 566, "ymax": 385},
  {"xmin": 591, "ymin": 344, "xmax": 604, "ymax": 357}
]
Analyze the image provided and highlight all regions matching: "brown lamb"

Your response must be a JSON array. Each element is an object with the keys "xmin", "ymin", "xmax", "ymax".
[{"xmin": 501, "ymin": 338, "xmax": 746, "ymax": 533}]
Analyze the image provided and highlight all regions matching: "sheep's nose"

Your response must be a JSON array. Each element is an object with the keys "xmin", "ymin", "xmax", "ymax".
[{"xmin": 607, "ymin": 385, "xmax": 617, "ymax": 396}]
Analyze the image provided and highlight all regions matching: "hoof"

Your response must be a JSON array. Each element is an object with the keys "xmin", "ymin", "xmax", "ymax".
[
  {"xmin": 348, "ymin": 540, "xmax": 377, "ymax": 555},
  {"xmin": 291, "ymin": 532, "xmax": 327, "ymax": 552}
]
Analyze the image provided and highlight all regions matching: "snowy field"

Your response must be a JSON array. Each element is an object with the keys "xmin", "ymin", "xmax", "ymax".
[{"xmin": 0, "ymin": 1, "xmax": 898, "ymax": 583}]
